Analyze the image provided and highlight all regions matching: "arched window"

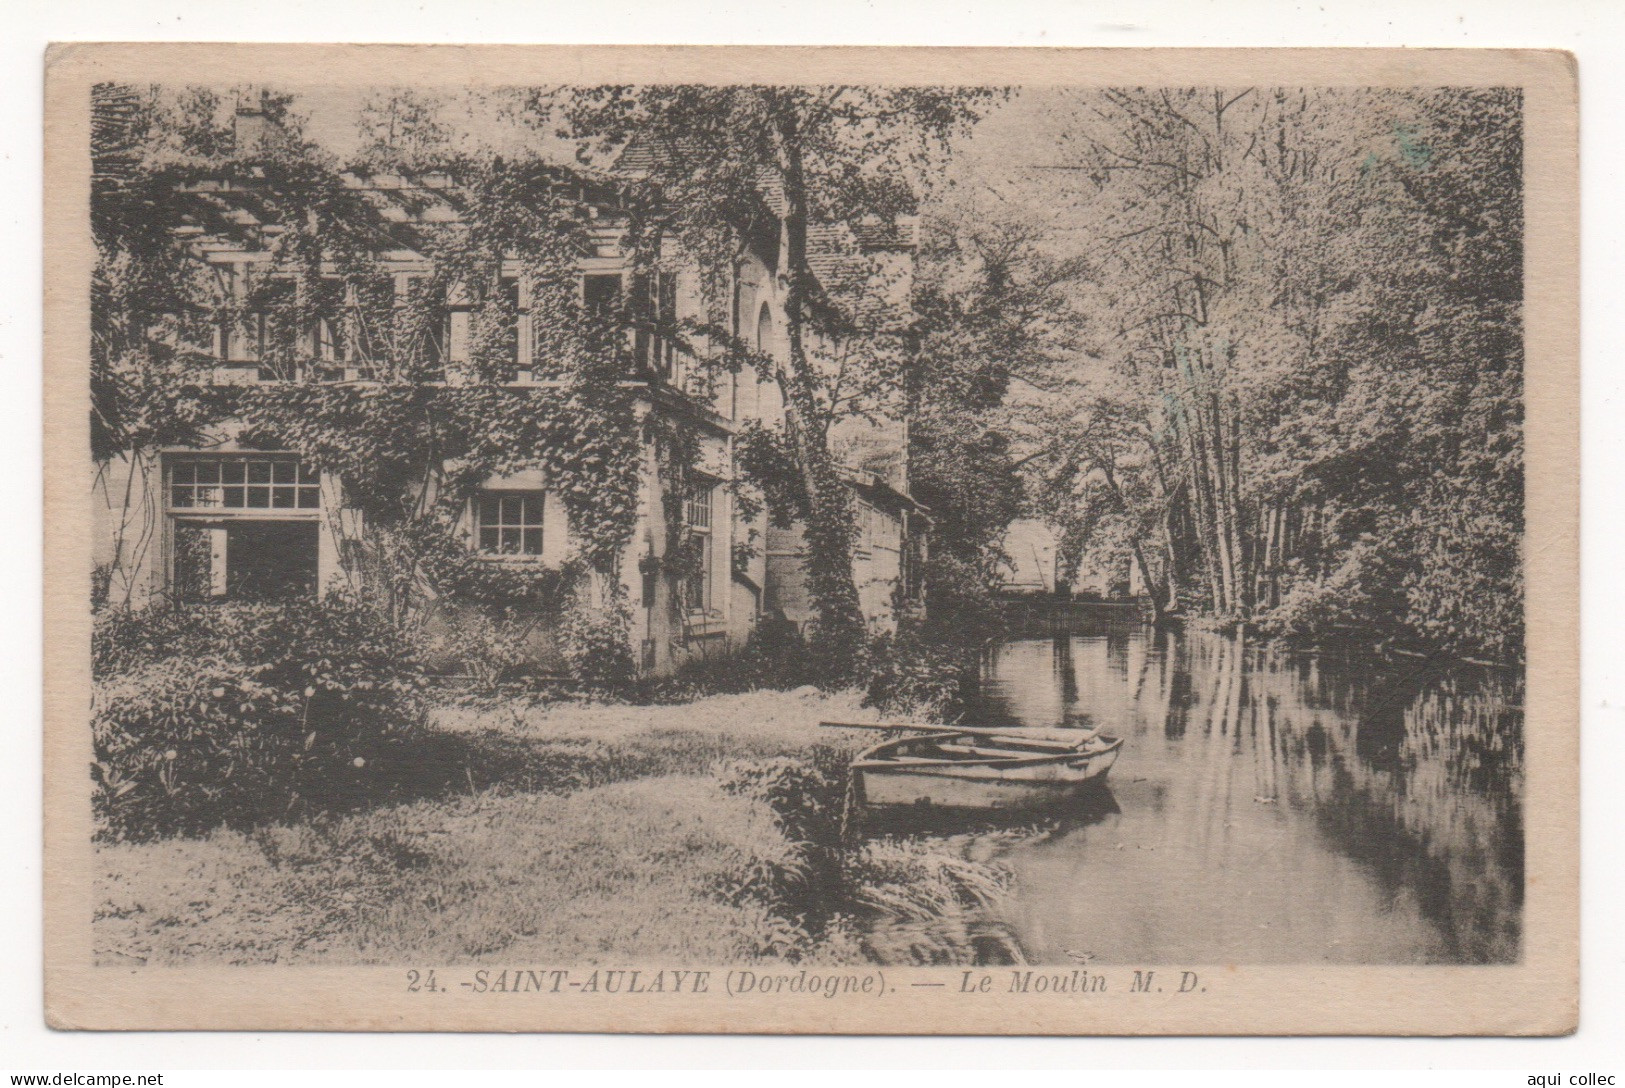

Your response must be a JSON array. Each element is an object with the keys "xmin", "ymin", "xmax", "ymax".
[
  {"xmin": 752, "ymin": 302, "xmax": 783, "ymax": 423},
  {"xmin": 755, "ymin": 302, "xmax": 774, "ymax": 353}
]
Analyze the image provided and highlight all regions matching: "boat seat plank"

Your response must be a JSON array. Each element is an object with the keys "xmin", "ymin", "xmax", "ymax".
[{"xmin": 936, "ymin": 743, "xmax": 1047, "ymax": 758}]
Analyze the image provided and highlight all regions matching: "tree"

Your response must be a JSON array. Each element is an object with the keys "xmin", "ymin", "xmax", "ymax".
[
  {"xmin": 354, "ymin": 88, "xmax": 454, "ymax": 170},
  {"xmin": 550, "ymin": 84, "xmax": 998, "ymax": 672},
  {"xmin": 1023, "ymin": 86, "xmax": 1523, "ymax": 658},
  {"xmin": 907, "ymin": 209, "xmax": 1086, "ymax": 633}
]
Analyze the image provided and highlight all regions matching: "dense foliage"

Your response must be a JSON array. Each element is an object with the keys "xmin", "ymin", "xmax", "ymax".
[
  {"xmin": 861, "ymin": 629, "xmax": 980, "ymax": 719},
  {"xmin": 906, "ymin": 212, "xmax": 1087, "ymax": 640},
  {"xmin": 92, "ymin": 598, "xmax": 425, "ymax": 840},
  {"xmin": 1016, "ymin": 87, "xmax": 1523, "ymax": 659},
  {"xmin": 552, "ymin": 84, "xmax": 1000, "ymax": 676},
  {"xmin": 89, "ymin": 85, "xmax": 681, "ymax": 676},
  {"xmin": 719, "ymin": 750, "xmax": 1023, "ymax": 964},
  {"xmin": 90, "ymin": 80, "xmax": 1525, "ymax": 715}
]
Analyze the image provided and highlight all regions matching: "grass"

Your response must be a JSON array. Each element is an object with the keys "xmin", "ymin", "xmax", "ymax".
[
  {"xmin": 93, "ymin": 687, "xmax": 1031, "ymax": 967},
  {"xmin": 98, "ymin": 778, "xmax": 798, "ymax": 965}
]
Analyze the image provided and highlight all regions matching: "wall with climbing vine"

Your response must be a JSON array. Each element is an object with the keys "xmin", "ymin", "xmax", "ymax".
[
  {"xmin": 89, "ymin": 88, "xmax": 768, "ymax": 685},
  {"xmin": 91, "ymin": 83, "xmax": 937, "ymax": 686}
]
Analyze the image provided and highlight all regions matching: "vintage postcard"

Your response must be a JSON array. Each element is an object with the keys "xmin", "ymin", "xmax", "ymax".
[{"xmin": 43, "ymin": 44, "xmax": 1578, "ymax": 1034}]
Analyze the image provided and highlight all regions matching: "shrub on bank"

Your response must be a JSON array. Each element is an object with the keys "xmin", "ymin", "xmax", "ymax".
[
  {"xmin": 559, "ymin": 590, "xmax": 636, "ymax": 692},
  {"xmin": 862, "ymin": 628, "xmax": 980, "ymax": 718},
  {"xmin": 720, "ymin": 750, "xmax": 849, "ymax": 847},
  {"xmin": 92, "ymin": 597, "xmax": 424, "ymax": 841},
  {"xmin": 718, "ymin": 748, "xmax": 1026, "ymax": 965},
  {"xmin": 423, "ymin": 605, "xmax": 554, "ymax": 693}
]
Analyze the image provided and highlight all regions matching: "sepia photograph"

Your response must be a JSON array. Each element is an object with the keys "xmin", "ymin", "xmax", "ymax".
[{"xmin": 42, "ymin": 44, "xmax": 1578, "ymax": 1035}]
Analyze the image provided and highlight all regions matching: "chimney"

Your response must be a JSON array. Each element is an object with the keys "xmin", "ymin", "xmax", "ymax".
[
  {"xmin": 232, "ymin": 89, "xmax": 281, "ymax": 155},
  {"xmin": 233, "ymin": 105, "xmax": 267, "ymax": 154}
]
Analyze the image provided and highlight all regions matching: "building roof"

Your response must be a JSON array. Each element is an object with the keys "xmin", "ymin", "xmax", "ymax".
[
  {"xmin": 804, "ymin": 219, "xmax": 917, "ymax": 329},
  {"xmin": 611, "ymin": 136, "xmax": 705, "ymax": 177},
  {"xmin": 167, "ymin": 164, "xmax": 622, "ymax": 262},
  {"xmin": 843, "ymin": 466, "xmax": 929, "ymax": 517}
]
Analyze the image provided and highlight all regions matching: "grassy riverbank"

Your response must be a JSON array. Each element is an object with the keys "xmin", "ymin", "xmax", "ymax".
[{"xmin": 94, "ymin": 688, "xmax": 1025, "ymax": 967}]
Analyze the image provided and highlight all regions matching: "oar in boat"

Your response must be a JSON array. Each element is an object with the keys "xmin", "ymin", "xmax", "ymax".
[
  {"xmin": 819, "ymin": 720, "xmax": 1101, "ymax": 751},
  {"xmin": 820, "ymin": 719, "xmax": 977, "ymax": 735}
]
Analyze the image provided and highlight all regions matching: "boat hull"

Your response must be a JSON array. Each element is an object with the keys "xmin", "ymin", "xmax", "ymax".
[{"xmin": 854, "ymin": 734, "xmax": 1120, "ymax": 812}]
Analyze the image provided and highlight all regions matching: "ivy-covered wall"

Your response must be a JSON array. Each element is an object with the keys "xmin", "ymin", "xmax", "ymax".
[
  {"xmin": 89, "ymin": 93, "xmax": 931, "ymax": 680},
  {"xmin": 95, "ymin": 407, "xmax": 770, "ymax": 679},
  {"xmin": 764, "ymin": 486, "xmax": 918, "ymax": 636},
  {"xmin": 95, "ymin": 231, "xmax": 778, "ymax": 679}
]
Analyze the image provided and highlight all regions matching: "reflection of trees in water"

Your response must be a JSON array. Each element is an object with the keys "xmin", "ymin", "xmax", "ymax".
[
  {"xmin": 1122, "ymin": 625, "xmax": 1193, "ymax": 739},
  {"xmin": 1386, "ymin": 675, "xmax": 1523, "ymax": 962},
  {"xmin": 1052, "ymin": 635, "xmax": 1078, "ymax": 706},
  {"xmin": 1136, "ymin": 631, "xmax": 1523, "ymax": 964}
]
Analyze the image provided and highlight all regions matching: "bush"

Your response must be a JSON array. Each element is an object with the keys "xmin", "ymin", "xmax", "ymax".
[
  {"xmin": 1400, "ymin": 501, "xmax": 1524, "ymax": 660},
  {"xmin": 92, "ymin": 596, "xmax": 424, "ymax": 840},
  {"xmin": 720, "ymin": 751, "xmax": 849, "ymax": 847},
  {"xmin": 639, "ymin": 617, "xmax": 815, "ymax": 702},
  {"xmin": 423, "ymin": 606, "xmax": 547, "ymax": 692},
  {"xmin": 717, "ymin": 749, "xmax": 855, "ymax": 943},
  {"xmin": 717, "ymin": 749, "xmax": 1027, "ymax": 965},
  {"xmin": 861, "ymin": 628, "xmax": 980, "ymax": 719},
  {"xmin": 1258, "ymin": 548, "xmax": 1378, "ymax": 642},
  {"xmin": 918, "ymin": 552, "xmax": 1007, "ymax": 647},
  {"xmin": 559, "ymin": 588, "xmax": 636, "ymax": 691}
]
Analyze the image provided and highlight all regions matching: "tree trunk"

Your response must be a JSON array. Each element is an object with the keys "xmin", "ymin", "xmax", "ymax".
[
  {"xmin": 1149, "ymin": 443, "xmax": 1185, "ymax": 616},
  {"xmin": 1160, "ymin": 503, "xmax": 1183, "ymax": 615},
  {"xmin": 770, "ymin": 105, "xmax": 866, "ymax": 663},
  {"xmin": 1097, "ymin": 457, "xmax": 1167, "ymax": 623},
  {"xmin": 1129, "ymin": 538, "xmax": 1165, "ymax": 623},
  {"xmin": 1206, "ymin": 393, "xmax": 1240, "ymax": 615},
  {"xmin": 1258, "ymin": 501, "xmax": 1281, "ymax": 609},
  {"xmin": 1176, "ymin": 372, "xmax": 1225, "ymax": 614}
]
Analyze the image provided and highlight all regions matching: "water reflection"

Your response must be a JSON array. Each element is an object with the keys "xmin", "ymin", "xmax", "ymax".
[{"xmin": 968, "ymin": 626, "xmax": 1523, "ymax": 966}]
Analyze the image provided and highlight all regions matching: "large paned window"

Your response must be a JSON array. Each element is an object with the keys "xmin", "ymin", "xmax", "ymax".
[
  {"xmin": 634, "ymin": 271, "xmax": 679, "ymax": 380},
  {"xmin": 167, "ymin": 454, "xmax": 321, "ymax": 602},
  {"xmin": 169, "ymin": 455, "xmax": 320, "ymax": 510},
  {"xmin": 454, "ymin": 277, "xmax": 523, "ymax": 375},
  {"xmin": 399, "ymin": 275, "xmax": 446, "ymax": 374}
]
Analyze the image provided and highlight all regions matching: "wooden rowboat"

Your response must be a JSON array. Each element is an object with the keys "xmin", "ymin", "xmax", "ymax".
[{"xmin": 834, "ymin": 725, "xmax": 1123, "ymax": 813}]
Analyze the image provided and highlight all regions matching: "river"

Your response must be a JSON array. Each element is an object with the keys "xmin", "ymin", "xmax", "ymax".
[{"xmin": 962, "ymin": 624, "xmax": 1523, "ymax": 966}]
